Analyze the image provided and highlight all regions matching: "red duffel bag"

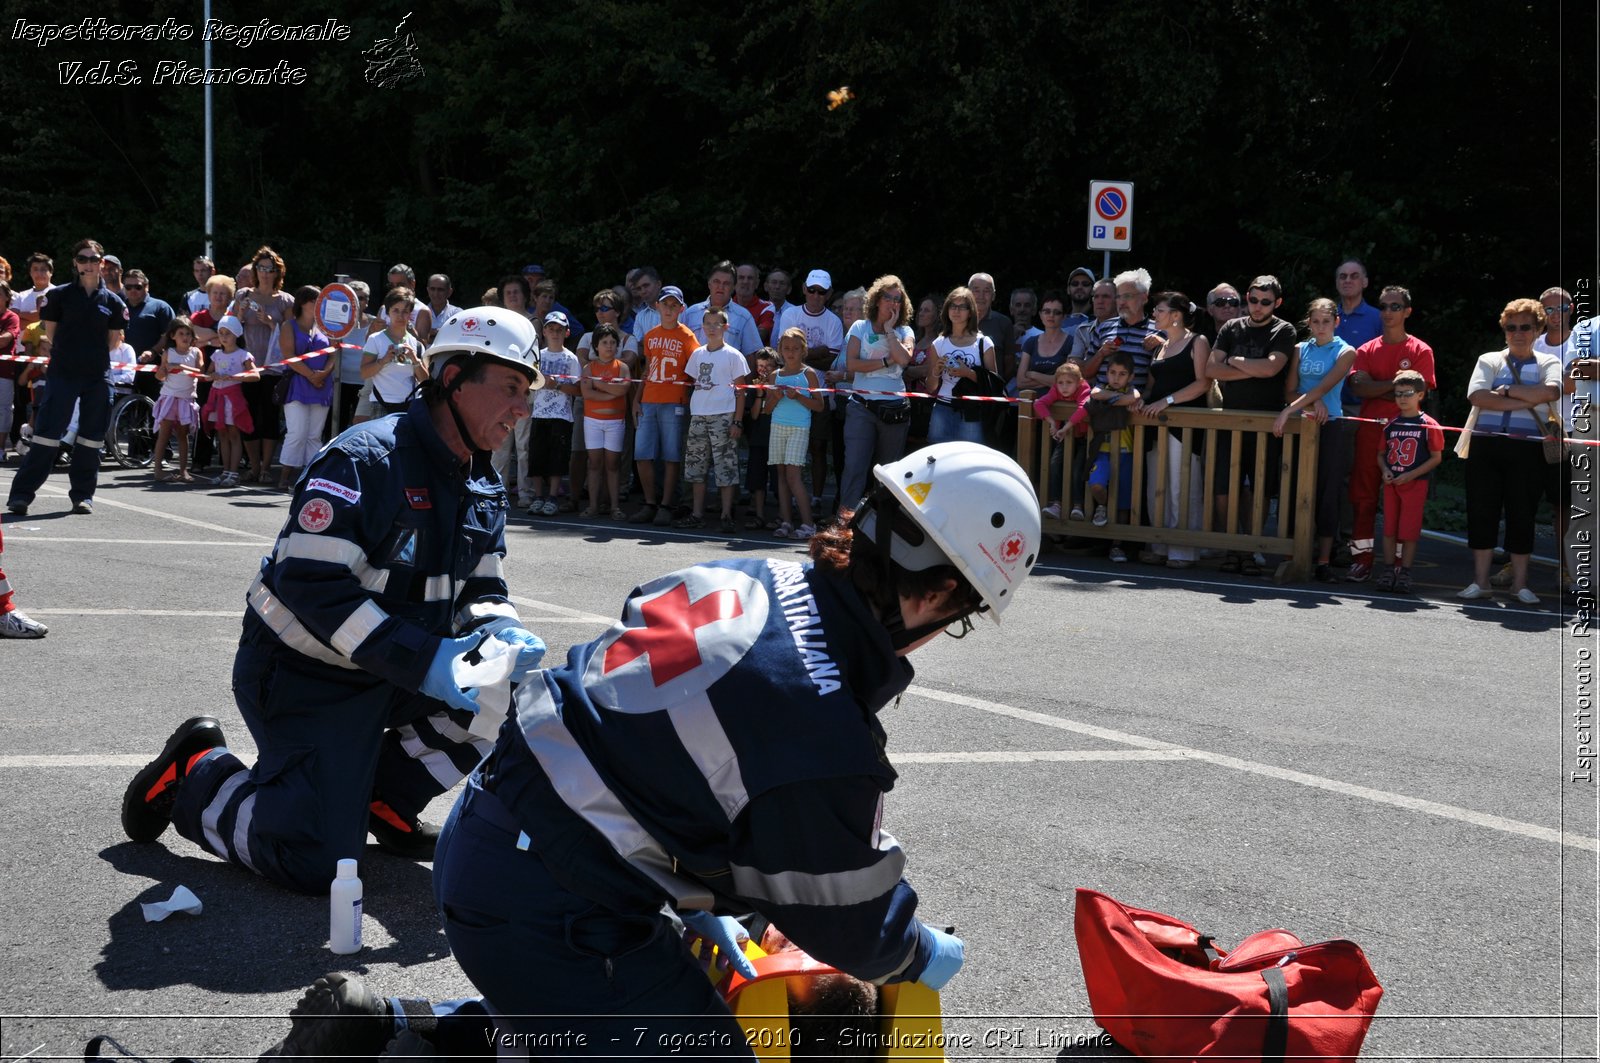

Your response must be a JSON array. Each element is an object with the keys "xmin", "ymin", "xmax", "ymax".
[{"xmin": 1074, "ymin": 888, "xmax": 1383, "ymax": 1061}]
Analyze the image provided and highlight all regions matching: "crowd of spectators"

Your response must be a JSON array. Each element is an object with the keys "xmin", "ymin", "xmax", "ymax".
[{"xmin": 0, "ymin": 247, "xmax": 1593, "ymax": 600}]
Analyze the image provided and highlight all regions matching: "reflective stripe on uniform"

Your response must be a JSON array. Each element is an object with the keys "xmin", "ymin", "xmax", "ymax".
[
  {"xmin": 277, "ymin": 533, "xmax": 453, "ymax": 600},
  {"xmin": 0, "ymin": 576, "xmax": 12, "ymax": 597},
  {"xmin": 330, "ymin": 600, "xmax": 389, "ymax": 657},
  {"xmin": 77, "ymin": 436, "xmax": 105, "ymax": 450},
  {"xmin": 247, "ymin": 576, "xmax": 361, "ymax": 670},
  {"xmin": 201, "ymin": 771, "xmax": 250, "ymax": 862},
  {"xmin": 396, "ymin": 721, "xmax": 475, "ymax": 789},
  {"xmin": 469, "ymin": 554, "xmax": 505, "ymax": 580},
  {"xmin": 231, "ymin": 793, "xmax": 260, "ymax": 873},
  {"xmin": 514, "ymin": 677, "xmax": 714, "ymax": 910},
  {"xmin": 455, "ymin": 599, "xmax": 519, "ymax": 629},
  {"xmin": 666, "ymin": 691, "xmax": 749, "ymax": 823},
  {"xmin": 30, "ymin": 435, "xmax": 62, "ymax": 448},
  {"xmin": 728, "ymin": 831, "xmax": 906, "ymax": 909}
]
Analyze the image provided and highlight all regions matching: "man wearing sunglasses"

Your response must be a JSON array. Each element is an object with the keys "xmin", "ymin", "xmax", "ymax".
[
  {"xmin": 122, "ymin": 268, "xmax": 176, "ymax": 402},
  {"xmin": 6, "ymin": 238, "xmax": 129, "ymax": 517},
  {"xmin": 1066, "ymin": 267, "xmax": 1096, "ymax": 322},
  {"xmin": 1204, "ymin": 283, "xmax": 1243, "ymax": 340},
  {"xmin": 1207, "ymin": 275, "xmax": 1296, "ymax": 573},
  {"xmin": 1345, "ymin": 285, "xmax": 1435, "ymax": 582}
]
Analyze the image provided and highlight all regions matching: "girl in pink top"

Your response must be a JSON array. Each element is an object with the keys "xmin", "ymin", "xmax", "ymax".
[{"xmin": 1033, "ymin": 361, "xmax": 1091, "ymax": 440}]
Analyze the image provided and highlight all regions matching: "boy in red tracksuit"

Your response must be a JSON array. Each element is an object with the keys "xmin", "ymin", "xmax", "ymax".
[{"xmin": 1375, "ymin": 369, "xmax": 1444, "ymax": 594}]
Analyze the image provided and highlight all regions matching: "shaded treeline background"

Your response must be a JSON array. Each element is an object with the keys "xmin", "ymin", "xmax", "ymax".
[{"xmin": 2, "ymin": 0, "xmax": 1594, "ymax": 423}]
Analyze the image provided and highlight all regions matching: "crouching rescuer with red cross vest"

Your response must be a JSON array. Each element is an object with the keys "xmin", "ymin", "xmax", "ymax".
[
  {"xmin": 120, "ymin": 308, "xmax": 550, "ymax": 894},
  {"xmin": 416, "ymin": 441, "xmax": 1042, "ymax": 1056}
]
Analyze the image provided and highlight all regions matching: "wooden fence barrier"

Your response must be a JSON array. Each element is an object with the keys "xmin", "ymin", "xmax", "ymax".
[{"xmin": 1015, "ymin": 393, "xmax": 1322, "ymax": 583}]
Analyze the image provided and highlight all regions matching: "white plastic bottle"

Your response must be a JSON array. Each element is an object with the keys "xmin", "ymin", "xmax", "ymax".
[{"xmin": 329, "ymin": 858, "xmax": 363, "ymax": 954}]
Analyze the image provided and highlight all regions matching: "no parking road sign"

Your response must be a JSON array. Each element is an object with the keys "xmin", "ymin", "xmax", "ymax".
[{"xmin": 1087, "ymin": 180, "xmax": 1134, "ymax": 252}]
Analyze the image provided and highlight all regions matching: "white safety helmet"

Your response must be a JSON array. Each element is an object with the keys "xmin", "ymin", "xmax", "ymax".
[
  {"xmin": 428, "ymin": 306, "xmax": 545, "ymax": 391},
  {"xmin": 863, "ymin": 442, "xmax": 1040, "ymax": 622}
]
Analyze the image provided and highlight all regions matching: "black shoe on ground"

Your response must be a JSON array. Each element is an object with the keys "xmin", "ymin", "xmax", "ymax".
[
  {"xmin": 260, "ymin": 973, "xmax": 393, "ymax": 1061},
  {"xmin": 369, "ymin": 800, "xmax": 440, "ymax": 859},
  {"xmin": 121, "ymin": 716, "xmax": 227, "ymax": 842},
  {"xmin": 1313, "ymin": 563, "xmax": 1339, "ymax": 583},
  {"xmin": 5, "ymin": 500, "xmax": 25, "ymax": 516}
]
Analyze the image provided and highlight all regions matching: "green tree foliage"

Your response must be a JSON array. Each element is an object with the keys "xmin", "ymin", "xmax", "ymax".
[{"xmin": 1, "ymin": 0, "xmax": 1591, "ymax": 423}]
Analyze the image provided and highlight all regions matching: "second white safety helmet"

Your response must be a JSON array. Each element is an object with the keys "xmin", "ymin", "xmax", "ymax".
[
  {"xmin": 428, "ymin": 307, "xmax": 545, "ymax": 390},
  {"xmin": 862, "ymin": 442, "xmax": 1040, "ymax": 621}
]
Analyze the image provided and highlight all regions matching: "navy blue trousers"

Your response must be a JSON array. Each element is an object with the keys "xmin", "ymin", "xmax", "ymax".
[
  {"xmin": 431, "ymin": 784, "xmax": 755, "ymax": 1059},
  {"xmin": 6, "ymin": 372, "xmax": 110, "ymax": 507}
]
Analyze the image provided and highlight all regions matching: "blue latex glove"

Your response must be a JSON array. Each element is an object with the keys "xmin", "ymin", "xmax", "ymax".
[
  {"xmin": 420, "ymin": 634, "xmax": 486, "ymax": 714},
  {"xmin": 493, "ymin": 626, "xmax": 547, "ymax": 682},
  {"xmin": 917, "ymin": 925, "xmax": 964, "ymax": 990},
  {"xmin": 681, "ymin": 911, "xmax": 758, "ymax": 980}
]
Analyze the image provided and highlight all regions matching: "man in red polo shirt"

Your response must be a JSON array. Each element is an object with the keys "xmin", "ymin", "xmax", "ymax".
[{"xmin": 1345, "ymin": 284, "xmax": 1436, "ymax": 582}]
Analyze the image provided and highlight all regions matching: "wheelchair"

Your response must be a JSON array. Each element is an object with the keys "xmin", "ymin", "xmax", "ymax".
[{"xmin": 106, "ymin": 385, "xmax": 164, "ymax": 468}]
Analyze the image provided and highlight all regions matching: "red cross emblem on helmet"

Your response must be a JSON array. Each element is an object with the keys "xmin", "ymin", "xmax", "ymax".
[
  {"xmin": 462, "ymin": 317, "xmax": 480, "ymax": 333},
  {"xmin": 999, "ymin": 532, "xmax": 1025, "ymax": 564}
]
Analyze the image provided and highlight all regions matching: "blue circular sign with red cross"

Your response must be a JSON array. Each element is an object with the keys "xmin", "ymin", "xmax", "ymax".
[{"xmin": 1095, "ymin": 188, "xmax": 1128, "ymax": 221}]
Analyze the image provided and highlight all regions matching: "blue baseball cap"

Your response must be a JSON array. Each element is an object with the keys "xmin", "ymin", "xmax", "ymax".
[{"xmin": 658, "ymin": 285, "xmax": 686, "ymax": 305}]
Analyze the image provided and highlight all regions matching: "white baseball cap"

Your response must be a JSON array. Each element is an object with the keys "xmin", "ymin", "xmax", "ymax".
[{"xmin": 804, "ymin": 269, "xmax": 832, "ymax": 290}]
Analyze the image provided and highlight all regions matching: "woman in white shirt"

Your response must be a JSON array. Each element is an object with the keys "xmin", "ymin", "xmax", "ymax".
[
  {"xmin": 926, "ymin": 286, "xmax": 997, "ymax": 445},
  {"xmin": 360, "ymin": 287, "xmax": 428, "ymax": 415}
]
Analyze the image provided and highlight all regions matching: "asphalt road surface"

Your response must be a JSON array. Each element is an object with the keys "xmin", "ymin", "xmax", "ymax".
[{"xmin": 1, "ymin": 463, "xmax": 1593, "ymax": 1061}]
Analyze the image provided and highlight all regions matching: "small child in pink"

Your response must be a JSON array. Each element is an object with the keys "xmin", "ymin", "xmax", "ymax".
[
  {"xmin": 152, "ymin": 317, "xmax": 203, "ymax": 483},
  {"xmin": 1033, "ymin": 361, "xmax": 1091, "ymax": 441},
  {"xmin": 199, "ymin": 315, "xmax": 258, "ymax": 487},
  {"xmin": 1033, "ymin": 361, "xmax": 1090, "ymax": 518}
]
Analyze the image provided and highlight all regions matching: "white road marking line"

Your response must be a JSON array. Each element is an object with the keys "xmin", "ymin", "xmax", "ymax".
[
  {"xmin": 35, "ymin": 485, "xmax": 275, "ymax": 540},
  {"xmin": 38, "ymin": 609, "xmax": 239, "ymax": 617},
  {"xmin": 0, "ymin": 753, "xmax": 258, "ymax": 768},
  {"xmin": 907, "ymin": 684, "xmax": 1597, "ymax": 852},
  {"xmin": 0, "ymin": 750, "xmax": 1181, "ymax": 769},
  {"xmin": 12, "ymin": 537, "xmax": 268, "ymax": 546},
  {"xmin": 896, "ymin": 750, "xmax": 1186, "ymax": 764},
  {"xmin": 509, "ymin": 595, "xmax": 613, "ymax": 624}
]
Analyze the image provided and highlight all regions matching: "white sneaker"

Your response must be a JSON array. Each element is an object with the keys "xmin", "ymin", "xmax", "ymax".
[
  {"xmin": 1456, "ymin": 583, "xmax": 1488, "ymax": 600},
  {"xmin": 1042, "ymin": 502, "xmax": 1061, "ymax": 519},
  {"xmin": 542, "ymin": 498, "xmax": 559, "ymax": 516},
  {"xmin": 1514, "ymin": 587, "xmax": 1540, "ymax": 605},
  {"xmin": 1091, "ymin": 504, "xmax": 1108, "ymax": 527},
  {"xmin": 795, "ymin": 523, "xmax": 816, "ymax": 539},
  {"xmin": 0, "ymin": 609, "xmax": 48, "ymax": 638}
]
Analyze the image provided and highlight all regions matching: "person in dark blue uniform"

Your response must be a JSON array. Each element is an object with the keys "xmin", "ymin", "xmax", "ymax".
[
  {"xmin": 458, "ymin": 443, "xmax": 1037, "ymax": 1057},
  {"xmin": 6, "ymin": 239, "xmax": 128, "ymax": 516},
  {"xmin": 120, "ymin": 307, "xmax": 551, "ymax": 895}
]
